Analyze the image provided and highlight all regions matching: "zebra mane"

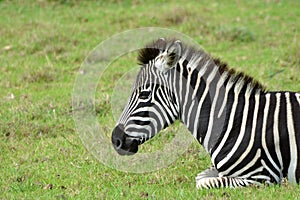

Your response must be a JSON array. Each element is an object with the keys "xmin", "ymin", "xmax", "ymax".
[{"xmin": 137, "ymin": 38, "xmax": 266, "ymax": 92}]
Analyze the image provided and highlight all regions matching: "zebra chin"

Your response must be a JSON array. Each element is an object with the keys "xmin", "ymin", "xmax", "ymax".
[{"xmin": 111, "ymin": 124, "xmax": 140, "ymax": 155}]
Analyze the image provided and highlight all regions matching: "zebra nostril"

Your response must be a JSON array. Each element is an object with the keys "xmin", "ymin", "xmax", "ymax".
[
  {"xmin": 112, "ymin": 124, "xmax": 139, "ymax": 155},
  {"xmin": 115, "ymin": 138, "xmax": 122, "ymax": 149},
  {"xmin": 112, "ymin": 125, "xmax": 126, "ymax": 150}
]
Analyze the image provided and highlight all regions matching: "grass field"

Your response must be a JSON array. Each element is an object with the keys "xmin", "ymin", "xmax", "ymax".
[{"xmin": 1, "ymin": 0, "xmax": 299, "ymax": 199}]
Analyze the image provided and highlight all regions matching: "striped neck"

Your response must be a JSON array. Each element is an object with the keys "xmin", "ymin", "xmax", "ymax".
[{"xmin": 169, "ymin": 56, "xmax": 264, "ymax": 153}]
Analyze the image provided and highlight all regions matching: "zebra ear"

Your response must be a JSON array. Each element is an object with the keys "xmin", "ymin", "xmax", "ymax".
[
  {"xmin": 166, "ymin": 40, "xmax": 182, "ymax": 69},
  {"xmin": 154, "ymin": 40, "xmax": 182, "ymax": 73}
]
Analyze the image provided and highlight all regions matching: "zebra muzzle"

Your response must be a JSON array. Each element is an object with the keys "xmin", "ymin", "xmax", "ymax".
[{"xmin": 112, "ymin": 124, "xmax": 139, "ymax": 155}]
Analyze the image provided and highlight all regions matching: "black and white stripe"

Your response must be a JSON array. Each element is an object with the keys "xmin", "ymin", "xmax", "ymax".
[{"xmin": 112, "ymin": 38, "xmax": 300, "ymax": 188}]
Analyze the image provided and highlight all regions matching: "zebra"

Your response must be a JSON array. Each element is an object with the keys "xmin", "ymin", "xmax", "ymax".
[{"xmin": 111, "ymin": 38, "xmax": 300, "ymax": 189}]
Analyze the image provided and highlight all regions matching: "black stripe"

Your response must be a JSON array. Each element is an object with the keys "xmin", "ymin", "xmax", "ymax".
[
  {"xmin": 190, "ymin": 68, "xmax": 199, "ymax": 89},
  {"xmin": 181, "ymin": 60, "xmax": 189, "ymax": 80},
  {"xmin": 197, "ymin": 91, "xmax": 212, "ymax": 142},
  {"xmin": 278, "ymin": 92, "xmax": 290, "ymax": 177}
]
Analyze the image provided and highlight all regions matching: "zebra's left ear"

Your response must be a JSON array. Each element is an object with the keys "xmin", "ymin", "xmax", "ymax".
[
  {"xmin": 155, "ymin": 40, "xmax": 182, "ymax": 73},
  {"xmin": 167, "ymin": 40, "xmax": 182, "ymax": 68}
]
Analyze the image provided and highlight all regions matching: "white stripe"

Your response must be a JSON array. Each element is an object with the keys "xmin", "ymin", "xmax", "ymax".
[
  {"xmin": 262, "ymin": 93, "xmax": 281, "ymax": 175},
  {"xmin": 119, "ymin": 92, "xmax": 139, "ymax": 124},
  {"xmin": 144, "ymin": 65, "xmax": 149, "ymax": 87},
  {"xmin": 192, "ymin": 82, "xmax": 209, "ymax": 139},
  {"xmin": 178, "ymin": 59, "xmax": 184, "ymax": 105},
  {"xmin": 126, "ymin": 124, "xmax": 151, "ymax": 131},
  {"xmin": 191, "ymin": 60, "xmax": 209, "ymax": 100},
  {"xmin": 203, "ymin": 70, "xmax": 228, "ymax": 150},
  {"xmin": 250, "ymin": 175, "xmax": 271, "ymax": 182},
  {"xmin": 274, "ymin": 93, "xmax": 283, "ymax": 173},
  {"xmin": 186, "ymin": 63, "xmax": 208, "ymax": 129},
  {"xmin": 222, "ymin": 91, "xmax": 260, "ymax": 175},
  {"xmin": 286, "ymin": 92, "xmax": 297, "ymax": 183},
  {"xmin": 217, "ymin": 74, "xmax": 236, "ymax": 118},
  {"xmin": 240, "ymin": 166, "xmax": 264, "ymax": 179},
  {"xmin": 296, "ymin": 93, "xmax": 300, "ymax": 105},
  {"xmin": 181, "ymin": 63, "xmax": 192, "ymax": 123},
  {"xmin": 192, "ymin": 66, "xmax": 218, "ymax": 143},
  {"xmin": 128, "ymin": 116, "xmax": 158, "ymax": 136},
  {"xmin": 172, "ymin": 60, "xmax": 180, "ymax": 111},
  {"xmin": 216, "ymin": 84, "xmax": 253, "ymax": 170},
  {"xmin": 186, "ymin": 99, "xmax": 196, "ymax": 129},
  {"xmin": 157, "ymin": 87, "xmax": 170, "ymax": 107},
  {"xmin": 125, "ymin": 131, "xmax": 147, "ymax": 138},
  {"xmin": 132, "ymin": 106, "xmax": 165, "ymax": 127},
  {"xmin": 189, "ymin": 55, "xmax": 203, "ymax": 70},
  {"xmin": 190, "ymin": 61, "xmax": 209, "ymax": 138},
  {"xmin": 224, "ymin": 147, "xmax": 261, "ymax": 178},
  {"xmin": 261, "ymin": 159, "xmax": 280, "ymax": 182},
  {"xmin": 212, "ymin": 78, "xmax": 244, "ymax": 164},
  {"xmin": 156, "ymin": 88, "xmax": 176, "ymax": 122}
]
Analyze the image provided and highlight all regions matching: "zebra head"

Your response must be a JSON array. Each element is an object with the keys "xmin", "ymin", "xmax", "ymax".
[{"xmin": 112, "ymin": 38, "xmax": 182, "ymax": 155}]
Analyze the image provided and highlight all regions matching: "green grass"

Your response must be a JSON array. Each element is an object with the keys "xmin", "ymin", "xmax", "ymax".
[{"xmin": 1, "ymin": 0, "xmax": 299, "ymax": 199}]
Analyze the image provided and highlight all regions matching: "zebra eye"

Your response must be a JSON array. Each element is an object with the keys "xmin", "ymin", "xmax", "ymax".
[{"xmin": 138, "ymin": 91, "xmax": 151, "ymax": 100}]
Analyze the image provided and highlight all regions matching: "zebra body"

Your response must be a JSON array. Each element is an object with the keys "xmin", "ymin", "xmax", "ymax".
[{"xmin": 111, "ymin": 38, "xmax": 300, "ymax": 188}]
